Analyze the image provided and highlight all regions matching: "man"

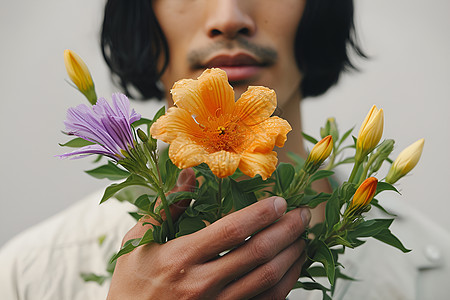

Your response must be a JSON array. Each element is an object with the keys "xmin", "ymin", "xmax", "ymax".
[
  {"xmin": 0, "ymin": 0, "xmax": 364, "ymax": 299},
  {"xmin": 103, "ymin": 0, "xmax": 362, "ymax": 299}
]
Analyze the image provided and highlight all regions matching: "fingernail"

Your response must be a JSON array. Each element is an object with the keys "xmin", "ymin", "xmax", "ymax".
[
  {"xmin": 273, "ymin": 197, "xmax": 287, "ymax": 216},
  {"xmin": 301, "ymin": 208, "xmax": 311, "ymax": 226}
]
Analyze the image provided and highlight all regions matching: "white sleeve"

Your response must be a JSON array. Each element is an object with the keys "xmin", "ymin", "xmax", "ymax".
[{"xmin": 0, "ymin": 240, "xmax": 21, "ymax": 300}]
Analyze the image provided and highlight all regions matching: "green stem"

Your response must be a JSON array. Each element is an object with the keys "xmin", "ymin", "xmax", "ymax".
[
  {"xmin": 348, "ymin": 160, "xmax": 361, "ymax": 184},
  {"xmin": 217, "ymin": 177, "xmax": 223, "ymax": 219},
  {"xmin": 287, "ymin": 169, "xmax": 308, "ymax": 197},
  {"xmin": 324, "ymin": 152, "xmax": 336, "ymax": 171},
  {"xmin": 157, "ymin": 186, "xmax": 175, "ymax": 240},
  {"xmin": 358, "ymin": 153, "xmax": 377, "ymax": 185},
  {"xmin": 152, "ymin": 151, "xmax": 175, "ymax": 240}
]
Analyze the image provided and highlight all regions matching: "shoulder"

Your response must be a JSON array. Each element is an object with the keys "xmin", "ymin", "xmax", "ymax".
[{"xmin": 0, "ymin": 191, "xmax": 135, "ymax": 300}]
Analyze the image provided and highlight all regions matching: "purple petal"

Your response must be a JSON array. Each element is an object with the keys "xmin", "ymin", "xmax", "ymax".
[
  {"xmin": 61, "ymin": 93, "xmax": 141, "ymax": 160},
  {"xmin": 57, "ymin": 144, "xmax": 122, "ymax": 160}
]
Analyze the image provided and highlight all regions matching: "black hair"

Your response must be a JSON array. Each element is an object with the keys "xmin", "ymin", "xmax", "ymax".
[{"xmin": 101, "ymin": 0, "xmax": 365, "ymax": 100}]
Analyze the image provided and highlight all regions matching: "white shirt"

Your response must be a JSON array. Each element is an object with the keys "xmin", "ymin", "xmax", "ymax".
[{"xmin": 1, "ymin": 191, "xmax": 449, "ymax": 299}]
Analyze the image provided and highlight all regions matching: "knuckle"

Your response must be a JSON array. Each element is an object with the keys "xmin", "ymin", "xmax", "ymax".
[
  {"xmin": 283, "ymin": 209, "xmax": 304, "ymax": 232},
  {"xmin": 258, "ymin": 263, "xmax": 281, "ymax": 288},
  {"xmin": 284, "ymin": 213, "xmax": 303, "ymax": 238},
  {"xmin": 260, "ymin": 287, "xmax": 288, "ymax": 300},
  {"xmin": 249, "ymin": 237, "xmax": 274, "ymax": 264},
  {"xmin": 219, "ymin": 219, "xmax": 246, "ymax": 244}
]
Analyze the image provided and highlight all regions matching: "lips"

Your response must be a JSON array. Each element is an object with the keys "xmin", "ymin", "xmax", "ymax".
[{"xmin": 202, "ymin": 54, "xmax": 265, "ymax": 82}]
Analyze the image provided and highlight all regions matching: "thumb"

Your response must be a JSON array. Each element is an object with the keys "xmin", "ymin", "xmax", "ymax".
[
  {"xmin": 160, "ymin": 168, "xmax": 196, "ymax": 221},
  {"xmin": 123, "ymin": 169, "xmax": 196, "ymax": 243}
]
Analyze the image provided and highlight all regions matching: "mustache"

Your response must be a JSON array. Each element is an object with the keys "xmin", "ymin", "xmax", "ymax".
[{"xmin": 187, "ymin": 37, "xmax": 278, "ymax": 68}]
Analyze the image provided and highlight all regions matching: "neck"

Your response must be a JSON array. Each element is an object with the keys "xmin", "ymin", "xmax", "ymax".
[{"xmin": 276, "ymin": 90, "xmax": 307, "ymax": 163}]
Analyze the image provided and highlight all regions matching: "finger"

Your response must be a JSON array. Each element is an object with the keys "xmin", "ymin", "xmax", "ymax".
[
  {"xmin": 208, "ymin": 207, "xmax": 310, "ymax": 283},
  {"xmin": 217, "ymin": 239, "xmax": 306, "ymax": 300},
  {"xmin": 251, "ymin": 253, "xmax": 306, "ymax": 300},
  {"xmin": 182, "ymin": 196, "xmax": 287, "ymax": 261}
]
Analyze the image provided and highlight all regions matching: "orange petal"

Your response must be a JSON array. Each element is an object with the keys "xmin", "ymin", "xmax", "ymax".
[
  {"xmin": 169, "ymin": 137, "xmax": 208, "ymax": 169},
  {"xmin": 170, "ymin": 79, "xmax": 210, "ymax": 122},
  {"xmin": 245, "ymin": 117, "xmax": 292, "ymax": 153},
  {"xmin": 234, "ymin": 86, "xmax": 276, "ymax": 126},
  {"xmin": 204, "ymin": 150, "xmax": 240, "ymax": 178},
  {"xmin": 198, "ymin": 68, "xmax": 235, "ymax": 117},
  {"xmin": 239, "ymin": 151, "xmax": 278, "ymax": 180},
  {"xmin": 150, "ymin": 107, "xmax": 202, "ymax": 143}
]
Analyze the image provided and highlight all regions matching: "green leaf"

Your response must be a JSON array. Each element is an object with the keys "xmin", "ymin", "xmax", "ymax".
[
  {"xmin": 100, "ymin": 174, "xmax": 149, "ymax": 204},
  {"xmin": 348, "ymin": 219, "xmax": 394, "ymax": 239},
  {"xmin": 230, "ymin": 179, "xmax": 257, "ymax": 210},
  {"xmin": 237, "ymin": 176, "xmax": 271, "ymax": 193},
  {"xmin": 134, "ymin": 194, "xmax": 157, "ymax": 213},
  {"xmin": 371, "ymin": 198, "xmax": 397, "ymax": 216},
  {"xmin": 85, "ymin": 161, "xmax": 130, "ymax": 180},
  {"xmin": 194, "ymin": 203, "xmax": 219, "ymax": 213},
  {"xmin": 286, "ymin": 194, "xmax": 305, "ymax": 208},
  {"xmin": 297, "ymin": 192, "xmax": 330, "ymax": 208},
  {"xmin": 128, "ymin": 212, "xmax": 141, "ymax": 221},
  {"xmin": 98, "ymin": 234, "xmax": 106, "ymax": 246},
  {"xmin": 151, "ymin": 223, "xmax": 167, "ymax": 244},
  {"xmin": 373, "ymin": 228, "xmax": 411, "ymax": 253},
  {"xmin": 131, "ymin": 117, "xmax": 152, "ymax": 127},
  {"xmin": 336, "ymin": 268, "xmax": 357, "ymax": 281},
  {"xmin": 275, "ymin": 163, "xmax": 295, "ymax": 193},
  {"xmin": 333, "ymin": 235, "xmax": 357, "ymax": 248},
  {"xmin": 162, "ymin": 158, "xmax": 181, "ymax": 193},
  {"xmin": 306, "ymin": 265, "xmax": 327, "ymax": 277},
  {"xmin": 338, "ymin": 127, "xmax": 354, "ymax": 147},
  {"xmin": 194, "ymin": 163, "xmax": 216, "ymax": 182},
  {"xmin": 59, "ymin": 137, "xmax": 95, "ymax": 148},
  {"xmin": 110, "ymin": 227, "xmax": 154, "ymax": 263},
  {"xmin": 80, "ymin": 272, "xmax": 108, "ymax": 285},
  {"xmin": 309, "ymin": 170, "xmax": 334, "ymax": 184},
  {"xmin": 334, "ymin": 156, "xmax": 355, "ymax": 167},
  {"xmin": 166, "ymin": 191, "xmax": 197, "ymax": 206},
  {"xmin": 176, "ymin": 216, "xmax": 206, "ymax": 237},
  {"xmin": 375, "ymin": 182, "xmax": 400, "ymax": 195},
  {"xmin": 312, "ymin": 241, "xmax": 336, "ymax": 285},
  {"xmin": 325, "ymin": 191, "xmax": 340, "ymax": 232},
  {"xmin": 153, "ymin": 106, "xmax": 166, "ymax": 122},
  {"xmin": 302, "ymin": 132, "xmax": 319, "ymax": 144},
  {"xmin": 294, "ymin": 280, "xmax": 330, "ymax": 292}
]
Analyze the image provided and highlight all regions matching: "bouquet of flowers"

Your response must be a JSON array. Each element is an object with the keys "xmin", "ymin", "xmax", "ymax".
[{"xmin": 60, "ymin": 50, "xmax": 424, "ymax": 298}]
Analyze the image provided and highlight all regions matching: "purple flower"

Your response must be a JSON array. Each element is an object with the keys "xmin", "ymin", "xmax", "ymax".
[{"xmin": 59, "ymin": 93, "xmax": 141, "ymax": 160}]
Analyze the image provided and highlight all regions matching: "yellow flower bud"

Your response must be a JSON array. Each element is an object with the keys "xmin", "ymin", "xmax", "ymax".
[
  {"xmin": 304, "ymin": 135, "xmax": 333, "ymax": 174},
  {"xmin": 64, "ymin": 49, "xmax": 97, "ymax": 105},
  {"xmin": 386, "ymin": 138, "xmax": 424, "ymax": 184},
  {"xmin": 356, "ymin": 105, "xmax": 384, "ymax": 161},
  {"xmin": 349, "ymin": 177, "xmax": 378, "ymax": 209}
]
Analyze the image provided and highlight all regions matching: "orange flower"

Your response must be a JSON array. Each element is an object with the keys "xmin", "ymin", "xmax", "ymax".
[{"xmin": 150, "ymin": 68, "xmax": 291, "ymax": 179}]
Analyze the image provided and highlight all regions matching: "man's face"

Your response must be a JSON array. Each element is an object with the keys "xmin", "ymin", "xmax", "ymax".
[{"xmin": 153, "ymin": 0, "xmax": 306, "ymax": 108}]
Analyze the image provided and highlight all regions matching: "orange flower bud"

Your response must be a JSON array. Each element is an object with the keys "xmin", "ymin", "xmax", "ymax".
[{"xmin": 349, "ymin": 177, "xmax": 378, "ymax": 209}]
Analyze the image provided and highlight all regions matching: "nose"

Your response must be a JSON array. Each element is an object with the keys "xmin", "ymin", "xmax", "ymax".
[{"xmin": 205, "ymin": 0, "xmax": 256, "ymax": 39}]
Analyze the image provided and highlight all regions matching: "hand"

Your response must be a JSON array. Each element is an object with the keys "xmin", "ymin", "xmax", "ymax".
[{"xmin": 107, "ymin": 171, "xmax": 311, "ymax": 299}]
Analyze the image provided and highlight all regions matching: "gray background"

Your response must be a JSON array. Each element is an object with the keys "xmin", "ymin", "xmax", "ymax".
[{"xmin": 1, "ymin": 0, "xmax": 449, "ymax": 247}]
